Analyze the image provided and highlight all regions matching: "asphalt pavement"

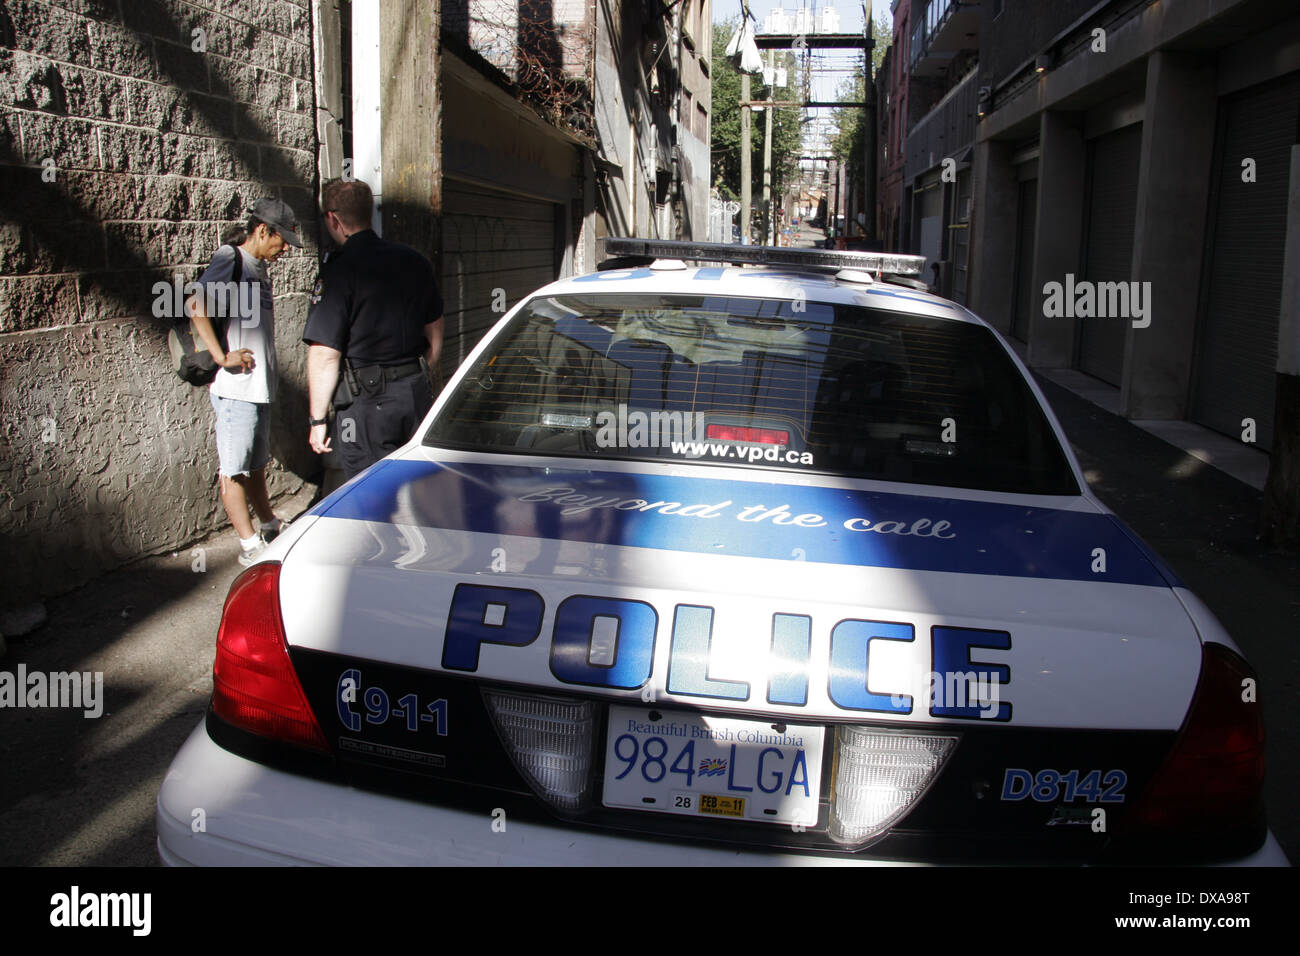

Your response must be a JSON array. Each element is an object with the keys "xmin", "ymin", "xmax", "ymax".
[
  {"xmin": 1037, "ymin": 375, "xmax": 1299, "ymax": 862},
  {"xmin": 0, "ymin": 484, "xmax": 317, "ymax": 866}
]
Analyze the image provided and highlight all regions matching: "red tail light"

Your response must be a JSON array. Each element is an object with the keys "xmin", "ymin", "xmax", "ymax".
[
  {"xmin": 1127, "ymin": 643, "xmax": 1264, "ymax": 833},
  {"xmin": 212, "ymin": 562, "xmax": 329, "ymax": 752},
  {"xmin": 706, "ymin": 424, "xmax": 790, "ymax": 445}
]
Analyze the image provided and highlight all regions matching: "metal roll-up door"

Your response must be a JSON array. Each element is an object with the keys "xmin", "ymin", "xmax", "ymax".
[
  {"xmin": 949, "ymin": 167, "xmax": 973, "ymax": 305},
  {"xmin": 1011, "ymin": 175, "xmax": 1038, "ymax": 343},
  {"xmin": 440, "ymin": 180, "xmax": 561, "ymax": 384},
  {"xmin": 916, "ymin": 174, "xmax": 943, "ymax": 276},
  {"xmin": 1192, "ymin": 70, "xmax": 1300, "ymax": 452},
  {"xmin": 1078, "ymin": 122, "xmax": 1142, "ymax": 386}
]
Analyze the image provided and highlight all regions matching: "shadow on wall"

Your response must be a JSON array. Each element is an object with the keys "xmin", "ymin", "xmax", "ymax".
[
  {"xmin": 0, "ymin": 0, "xmax": 328, "ymax": 604},
  {"xmin": 0, "ymin": 0, "xmax": 460, "ymax": 606},
  {"xmin": 0, "ymin": 137, "xmax": 451, "ymax": 607}
]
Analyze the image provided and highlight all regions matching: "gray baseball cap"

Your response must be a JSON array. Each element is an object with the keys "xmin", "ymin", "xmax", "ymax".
[{"xmin": 249, "ymin": 197, "xmax": 303, "ymax": 247}]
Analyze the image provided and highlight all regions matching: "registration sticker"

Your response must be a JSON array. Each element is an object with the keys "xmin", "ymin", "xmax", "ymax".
[
  {"xmin": 698, "ymin": 794, "xmax": 745, "ymax": 818},
  {"xmin": 602, "ymin": 706, "xmax": 824, "ymax": 825}
]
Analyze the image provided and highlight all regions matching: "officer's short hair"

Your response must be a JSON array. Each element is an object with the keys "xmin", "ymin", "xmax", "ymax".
[{"xmin": 323, "ymin": 179, "xmax": 374, "ymax": 231}]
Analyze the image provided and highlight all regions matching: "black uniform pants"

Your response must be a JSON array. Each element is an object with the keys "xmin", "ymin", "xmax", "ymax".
[{"xmin": 334, "ymin": 371, "xmax": 435, "ymax": 480}]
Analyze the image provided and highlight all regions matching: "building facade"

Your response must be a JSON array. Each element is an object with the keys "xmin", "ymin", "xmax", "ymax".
[
  {"xmin": 1, "ymin": 0, "xmax": 320, "ymax": 605},
  {"xmin": 589, "ymin": 0, "xmax": 712, "ymax": 261},
  {"xmin": 968, "ymin": 0, "xmax": 1300, "ymax": 452},
  {"xmin": 876, "ymin": 13, "xmax": 902, "ymax": 250},
  {"xmin": 375, "ymin": 0, "xmax": 712, "ymax": 384},
  {"xmin": 897, "ymin": 0, "xmax": 979, "ymax": 301}
]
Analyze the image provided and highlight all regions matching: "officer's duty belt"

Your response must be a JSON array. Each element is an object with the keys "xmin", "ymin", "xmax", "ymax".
[{"xmin": 350, "ymin": 360, "xmax": 422, "ymax": 382}]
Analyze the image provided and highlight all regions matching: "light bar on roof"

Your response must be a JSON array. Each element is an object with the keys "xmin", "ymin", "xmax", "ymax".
[{"xmin": 603, "ymin": 237, "xmax": 928, "ymax": 277}]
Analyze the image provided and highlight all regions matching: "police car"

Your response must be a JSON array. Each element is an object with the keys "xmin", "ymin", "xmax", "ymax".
[{"xmin": 157, "ymin": 239, "xmax": 1286, "ymax": 865}]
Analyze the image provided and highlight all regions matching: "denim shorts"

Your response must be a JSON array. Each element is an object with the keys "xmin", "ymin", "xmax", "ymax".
[{"xmin": 210, "ymin": 391, "xmax": 271, "ymax": 477}]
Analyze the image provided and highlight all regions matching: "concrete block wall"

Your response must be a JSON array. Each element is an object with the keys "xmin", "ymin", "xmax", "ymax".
[{"xmin": 0, "ymin": 0, "xmax": 321, "ymax": 606}]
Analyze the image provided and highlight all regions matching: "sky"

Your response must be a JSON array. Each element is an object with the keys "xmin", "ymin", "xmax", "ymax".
[{"xmin": 712, "ymin": 0, "xmax": 895, "ymax": 34}]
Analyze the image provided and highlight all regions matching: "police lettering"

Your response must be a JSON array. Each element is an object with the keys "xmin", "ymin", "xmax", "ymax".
[{"xmin": 441, "ymin": 585, "xmax": 1011, "ymax": 721}]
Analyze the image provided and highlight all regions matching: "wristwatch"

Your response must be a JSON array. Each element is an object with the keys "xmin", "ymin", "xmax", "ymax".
[{"xmin": 309, "ymin": 416, "xmax": 329, "ymax": 426}]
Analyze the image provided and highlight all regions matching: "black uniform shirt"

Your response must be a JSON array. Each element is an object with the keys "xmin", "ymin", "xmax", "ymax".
[{"xmin": 303, "ymin": 229, "xmax": 444, "ymax": 365}]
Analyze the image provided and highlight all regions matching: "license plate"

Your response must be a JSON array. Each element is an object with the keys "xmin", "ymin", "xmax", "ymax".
[{"xmin": 602, "ymin": 706, "xmax": 824, "ymax": 826}]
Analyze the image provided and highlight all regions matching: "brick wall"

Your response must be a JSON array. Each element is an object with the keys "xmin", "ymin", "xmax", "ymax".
[{"xmin": 0, "ymin": 0, "xmax": 321, "ymax": 606}]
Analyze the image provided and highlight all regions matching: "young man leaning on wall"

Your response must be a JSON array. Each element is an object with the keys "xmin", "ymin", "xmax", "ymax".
[{"xmin": 188, "ymin": 198, "xmax": 303, "ymax": 565}]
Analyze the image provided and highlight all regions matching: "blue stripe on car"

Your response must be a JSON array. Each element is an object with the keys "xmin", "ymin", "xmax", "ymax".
[{"xmin": 315, "ymin": 459, "xmax": 1176, "ymax": 587}]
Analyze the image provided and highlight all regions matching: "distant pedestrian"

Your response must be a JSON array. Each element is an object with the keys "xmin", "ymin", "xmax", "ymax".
[
  {"xmin": 189, "ymin": 198, "xmax": 302, "ymax": 564},
  {"xmin": 303, "ymin": 178, "xmax": 443, "ymax": 479}
]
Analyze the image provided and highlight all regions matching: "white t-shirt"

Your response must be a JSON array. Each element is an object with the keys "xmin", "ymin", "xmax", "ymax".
[{"xmin": 196, "ymin": 245, "xmax": 278, "ymax": 404}]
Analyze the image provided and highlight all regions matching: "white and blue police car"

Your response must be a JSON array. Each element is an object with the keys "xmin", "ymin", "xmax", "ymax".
[{"xmin": 156, "ymin": 238, "xmax": 1287, "ymax": 865}]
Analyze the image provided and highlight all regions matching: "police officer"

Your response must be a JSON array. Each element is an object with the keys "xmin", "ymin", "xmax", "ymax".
[{"xmin": 304, "ymin": 178, "xmax": 444, "ymax": 479}]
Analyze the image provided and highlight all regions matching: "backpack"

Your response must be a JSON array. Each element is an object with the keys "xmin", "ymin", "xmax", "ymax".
[{"xmin": 167, "ymin": 243, "xmax": 243, "ymax": 386}]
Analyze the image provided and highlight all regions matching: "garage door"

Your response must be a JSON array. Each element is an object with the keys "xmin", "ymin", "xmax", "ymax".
[
  {"xmin": 915, "ymin": 175, "xmax": 943, "ymax": 278},
  {"xmin": 949, "ymin": 168, "xmax": 973, "ymax": 305},
  {"xmin": 440, "ymin": 180, "xmax": 561, "ymax": 384},
  {"xmin": 1191, "ymin": 70, "xmax": 1300, "ymax": 452},
  {"xmin": 1077, "ymin": 122, "xmax": 1142, "ymax": 387},
  {"xmin": 1011, "ymin": 174, "xmax": 1038, "ymax": 343}
]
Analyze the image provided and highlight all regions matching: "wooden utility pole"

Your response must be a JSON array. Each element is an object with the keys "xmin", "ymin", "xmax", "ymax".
[
  {"xmin": 864, "ymin": 16, "xmax": 877, "ymax": 241},
  {"xmin": 741, "ymin": 68, "xmax": 751, "ymax": 244},
  {"xmin": 832, "ymin": 158, "xmax": 841, "ymax": 239},
  {"xmin": 378, "ymin": 0, "xmax": 442, "ymax": 260},
  {"xmin": 762, "ymin": 50, "xmax": 774, "ymax": 245}
]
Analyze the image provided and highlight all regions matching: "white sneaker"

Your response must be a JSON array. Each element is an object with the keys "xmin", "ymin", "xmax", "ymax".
[
  {"xmin": 238, "ymin": 539, "xmax": 269, "ymax": 567},
  {"xmin": 260, "ymin": 517, "xmax": 288, "ymax": 544}
]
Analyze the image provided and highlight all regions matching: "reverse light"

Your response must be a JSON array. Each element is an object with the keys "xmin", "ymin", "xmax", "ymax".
[
  {"xmin": 706, "ymin": 424, "xmax": 790, "ymax": 445},
  {"xmin": 211, "ymin": 562, "xmax": 329, "ymax": 752},
  {"xmin": 829, "ymin": 726, "xmax": 958, "ymax": 845},
  {"xmin": 484, "ymin": 690, "xmax": 595, "ymax": 812},
  {"xmin": 1126, "ymin": 643, "xmax": 1264, "ymax": 834}
]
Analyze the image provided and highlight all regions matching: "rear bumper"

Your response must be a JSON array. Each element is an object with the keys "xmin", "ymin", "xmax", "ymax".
[
  {"xmin": 157, "ymin": 722, "xmax": 1291, "ymax": 867},
  {"xmin": 156, "ymin": 723, "xmax": 899, "ymax": 866}
]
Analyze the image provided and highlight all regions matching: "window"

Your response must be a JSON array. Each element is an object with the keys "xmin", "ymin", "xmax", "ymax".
[{"xmin": 427, "ymin": 294, "xmax": 1079, "ymax": 494}]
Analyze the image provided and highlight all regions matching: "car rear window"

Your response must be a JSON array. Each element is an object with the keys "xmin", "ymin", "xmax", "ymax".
[{"xmin": 425, "ymin": 293, "xmax": 1079, "ymax": 495}]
